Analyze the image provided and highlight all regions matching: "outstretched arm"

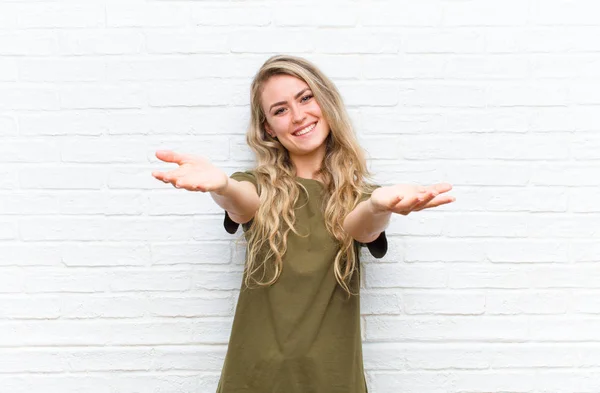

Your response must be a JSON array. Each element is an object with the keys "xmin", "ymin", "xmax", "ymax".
[
  {"xmin": 152, "ymin": 150, "xmax": 259, "ymax": 224},
  {"xmin": 343, "ymin": 183, "xmax": 455, "ymax": 243},
  {"xmin": 210, "ymin": 179, "xmax": 259, "ymax": 224}
]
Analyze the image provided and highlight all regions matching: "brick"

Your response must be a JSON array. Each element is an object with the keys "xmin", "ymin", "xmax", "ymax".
[
  {"xmin": 529, "ymin": 316, "xmax": 600, "ymax": 341},
  {"xmin": 61, "ymin": 243, "xmax": 150, "ymax": 267},
  {"xmin": 365, "ymin": 315, "xmax": 528, "ymax": 341},
  {"xmin": 530, "ymin": 0, "xmax": 599, "ymax": 25},
  {"xmin": 0, "ymin": 244, "xmax": 62, "ymax": 266},
  {"xmin": 20, "ymin": 218, "xmax": 106, "ymax": 241},
  {"xmin": 193, "ymin": 5, "xmax": 271, "ymax": 26},
  {"xmin": 0, "ymin": 169, "xmax": 18, "ymax": 190},
  {"xmin": 532, "ymin": 163, "xmax": 600, "ymax": 186},
  {"xmin": 360, "ymin": 290, "xmax": 402, "ymax": 315},
  {"xmin": 486, "ymin": 290, "xmax": 569, "ymax": 314},
  {"xmin": 402, "ymin": 291, "xmax": 485, "ymax": 315},
  {"xmin": 0, "ymin": 139, "xmax": 60, "ymax": 163},
  {"xmin": 0, "ymin": 87, "xmax": 59, "ymax": 110},
  {"xmin": 530, "ymin": 266, "xmax": 600, "ymax": 288},
  {"xmin": 19, "ymin": 112, "xmax": 107, "ymax": 136},
  {"xmin": 147, "ymin": 81, "xmax": 234, "ymax": 107},
  {"xmin": 0, "ymin": 31, "xmax": 58, "ymax": 55},
  {"xmin": 0, "ymin": 192, "xmax": 60, "ymax": 215},
  {"xmin": 104, "ymin": 217, "xmax": 196, "ymax": 241},
  {"xmin": 0, "ymin": 220, "xmax": 17, "ymax": 240},
  {"xmin": 0, "ymin": 58, "xmax": 17, "ymax": 81},
  {"xmin": 275, "ymin": 5, "xmax": 357, "ymax": 27},
  {"xmin": 0, "ymin": 116, "xmax": 17, "ymax": 136},
  {"xmin": 59, "ymin": 85, "xmax": 145, "ymax": 110},
  {"xmin": 230, "ymin": 29, "xmax": 314, "ymax": 53},
  {"xmin": 105, "ymin": 107, "xmax": 249, "ymax": 136},
  {"xmin": 151, "ymin": 241, "xmax": 232, "ymax": 265},
  {"xmin": 16, "ymin": 3, "xmax": 104, "ymax": 28},
  {"xmin": 315, "ymin": 29, "xmax": 398, "ymax": 54},
  {"xmin": 60, "ymin": 137, "xmax": 153, "ymax": 164},
  {"xmin": 401, "ymin": 28, "xmax": 485, "ymax": 54},
  {"xmin": 19, "ymin": 58, "xmax": 105, "ymax": 82},
  {"xmin": 362, "ymin": 1, "xmax": 442, "ymax": 27},
  {"xmin": 365, "ymin": 264, "xmax": 447, "ymax": 289},
  {"xmin": 337, "ymin": 82, "xmax": 399, "ymax": 106},
  {"xmin": 106, "ymin": 1, "xmax": 190, "ymax": 27},
  {"xmin": 363, "ymin": 54, "xmax": 447, "ymax": 80},
  {"xmin": 443, "ymin": 0, "xmax": 527, "ymax": 27},
  {"xmin": 190, "ymin": 269, "xmax": 244, "ymax": 291},
  {"xmin": 146, "ymin": 30, "xmax": 228, "ymax": 54},
  {"xmin": 148, "ymin": 294, "xmax": 233, "ymax": 317},
  {"xmin": 153, "ymin": 345, "xmax": 227, "ymax": 371},
  {"xmin": 448, "ymin": 265, "xmax": 530, "ymax": 289},
  {"xmin": 0, "ymin": 374, "xmax": 199, "ymax": 393},
  {"xmin": 0, "ymin": 319, "xmax": 231, "ymax": 346},
  {"xmin": 58, "ymin": 191, "xmax": 145, "ymax": 216},
  {"xmin": 19, "ymin": 167, "xmax": 106, "ymax": 190},
  {"xmin": 59, "ymin": 30, "xmax": 144, "ymax": 55}
]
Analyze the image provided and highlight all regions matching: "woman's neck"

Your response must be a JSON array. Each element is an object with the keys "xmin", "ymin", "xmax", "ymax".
[{"xmin": 290, "ymin": 145, "xmax": 326, "ymax": 180}]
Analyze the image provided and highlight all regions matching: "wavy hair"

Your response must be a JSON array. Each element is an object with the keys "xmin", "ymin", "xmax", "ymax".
[{"xmin": 242, "ymin": 54, "xmax": 376, "ymax": 298}]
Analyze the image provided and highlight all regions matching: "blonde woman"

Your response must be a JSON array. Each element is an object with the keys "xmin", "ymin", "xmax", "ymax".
[{"xmin": 152, "ymin": 55, "xmax": 455, "ymax": 393}]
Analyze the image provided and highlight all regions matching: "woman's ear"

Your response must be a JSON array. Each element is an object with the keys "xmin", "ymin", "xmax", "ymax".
[{"xmin": 264, "ymin": 121, "xmax": 274, "ymax": 138}]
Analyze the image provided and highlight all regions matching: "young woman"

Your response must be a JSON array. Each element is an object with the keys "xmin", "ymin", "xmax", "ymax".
[{"xmin": 152, "ymin": 55, "xmax": 455, "ymax": 393}]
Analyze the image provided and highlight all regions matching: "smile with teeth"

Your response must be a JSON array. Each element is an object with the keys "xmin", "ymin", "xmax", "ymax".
[{"xmin": 293, "ymin": 122, "xmax": 316, "ymax": 137}]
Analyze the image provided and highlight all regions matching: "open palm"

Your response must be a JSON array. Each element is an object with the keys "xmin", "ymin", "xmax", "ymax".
[
  {"xmin": 152, "ymin": 150, "xmax": 229, "ymax": 193},
  {"xmin": 370, "ymin": 183, "xmax": 455, "ymax": 216}
]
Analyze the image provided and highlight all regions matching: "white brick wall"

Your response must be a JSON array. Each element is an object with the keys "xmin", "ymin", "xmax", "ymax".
[{"xmin": 1, "ymin": 0, "xmax": 599, "ymax": 392}]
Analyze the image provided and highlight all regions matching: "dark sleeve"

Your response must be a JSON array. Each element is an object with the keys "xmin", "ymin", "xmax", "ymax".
[
  {"xmin": 223, "ymin": 170, "xmax": 258, "ymax": 234},
  {"xmin": 356, "ymin": 232, "xmax": 388, "ymax": 259},
  {"xmin": 354, "ymin": 184, "xmax": 388, "ymax": 258}
]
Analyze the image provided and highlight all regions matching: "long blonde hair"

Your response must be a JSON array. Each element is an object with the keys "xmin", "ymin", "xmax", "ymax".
[{"xmin": 242, "ymin": 54, "xmax": 375, "ymax": 297}]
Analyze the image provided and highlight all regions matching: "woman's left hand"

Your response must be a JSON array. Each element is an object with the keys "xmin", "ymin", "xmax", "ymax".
[{"xmin": 369, "ymin": 183, "xmax": 455, "ymax": 216}]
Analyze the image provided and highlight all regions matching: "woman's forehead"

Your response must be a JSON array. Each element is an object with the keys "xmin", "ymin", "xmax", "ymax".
[{"xmin": 262, "ymin": 75, "xmax": 309, "ymax": 99}]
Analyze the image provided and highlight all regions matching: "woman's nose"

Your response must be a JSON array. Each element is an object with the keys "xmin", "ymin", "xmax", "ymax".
[
  {"xmin": 291, "ymin": 108, "xmax": 306, "ymax": 124},
  {"xmin": 292, "ymin": 112, "xmax": 306, "ymax": 123}
]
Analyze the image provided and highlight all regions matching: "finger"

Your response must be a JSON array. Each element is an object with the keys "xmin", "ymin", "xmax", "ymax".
[
  {"xmin": 390, "ymin": 194, "xmax": 403, "ymax": 205},
  {"xmin": 155, "ymin": 150, "xmax": 193, "ymax": 165},
  {"xmin": 431, "ymin": 183, "xmax": 453, "ymax": 193},
  {"xmin": 423, "ymin": 189, "xmax": 440, "ymax": 201},
  {"xmin": 375, "ymin": 194, "xmax": 402, "ymax": 211},
  {"xmin": 389, "ymin": 193, "xmax": 417, "ymax": 209},
  {"xmin": 170, "ymin": 165, "xmax": 192, "ymax": 181},
  {"xmin": 388, "ymin": 194, "xmax": 420, "ymax": 214},
  {"xmin": 401, "ymin": 190, "xmax": 438, "ymax": 212},
  {"xmin": 413, "ymin": 189, "xmax": 437, "ymax": 203},
  {"xmin": 173, "ymin": 177, "xmax": 197, "ymax": 191},
  {"xmin": 418, "ymin": 195, "xmax": 456, "ymax": 210},
  {"xmin": 397, "ymin": 184, "xmax": 427, "ymax": 193},
  {"xmin": 152, "ymin": 171, "xmax": 173, "ymax": 183}
]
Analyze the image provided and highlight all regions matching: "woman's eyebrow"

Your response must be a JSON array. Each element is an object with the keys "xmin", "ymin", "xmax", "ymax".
[{"xmin": 269, "ymin": 88, "xmax": 310, "ymax": 112}]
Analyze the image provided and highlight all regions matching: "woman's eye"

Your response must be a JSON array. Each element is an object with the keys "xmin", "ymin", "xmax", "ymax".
[{"xmin": 273, "ymin": 95, "xmax": 312, "ymax": 115}]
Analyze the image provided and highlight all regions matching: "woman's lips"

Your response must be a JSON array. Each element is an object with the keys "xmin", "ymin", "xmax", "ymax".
[{"xmin": 293, "ymin": 121, "xmax": 317, "ymax": 137}]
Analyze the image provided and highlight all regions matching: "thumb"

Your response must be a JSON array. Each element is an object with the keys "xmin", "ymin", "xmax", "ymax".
[{"xmin": 155, "ymin": 150, "xmax": 193, "ymax": 165}]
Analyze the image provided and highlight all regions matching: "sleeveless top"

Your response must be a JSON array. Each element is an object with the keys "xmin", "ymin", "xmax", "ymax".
[{"xmin": 217, "ymin": 171, "xmax": 387, "ymax": 393}]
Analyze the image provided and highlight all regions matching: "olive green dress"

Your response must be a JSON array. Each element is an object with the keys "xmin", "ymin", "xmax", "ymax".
[{"xmin": 217, "ymin": 171, "xmax": 387, "ymax": 393}]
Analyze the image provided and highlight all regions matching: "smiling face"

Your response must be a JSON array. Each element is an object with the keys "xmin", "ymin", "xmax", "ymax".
[{"xmin": 261, "ymin": 74, "xmax": 330, "ymax": 163}]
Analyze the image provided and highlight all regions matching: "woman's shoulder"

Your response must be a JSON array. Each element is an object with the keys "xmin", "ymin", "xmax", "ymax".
[{"xmin": 230, "ymin": 169, "xmax": 258, "ymax": 185}]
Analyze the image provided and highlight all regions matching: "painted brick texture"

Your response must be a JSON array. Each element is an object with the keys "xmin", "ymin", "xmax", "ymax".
[{"xmin": 1, "ymin": 0, "xmax": 599, "ymax": 392}]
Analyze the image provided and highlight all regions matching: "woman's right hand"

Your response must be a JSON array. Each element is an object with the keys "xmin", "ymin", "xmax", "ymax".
[{"xmin": 152, "ymin": 150, "xmax": 229, "ymax": 194}]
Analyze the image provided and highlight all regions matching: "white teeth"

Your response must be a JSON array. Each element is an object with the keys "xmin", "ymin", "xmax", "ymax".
[{"xmin": 293, "ymin": 123, "xmax": 316, "ymax": 136}]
